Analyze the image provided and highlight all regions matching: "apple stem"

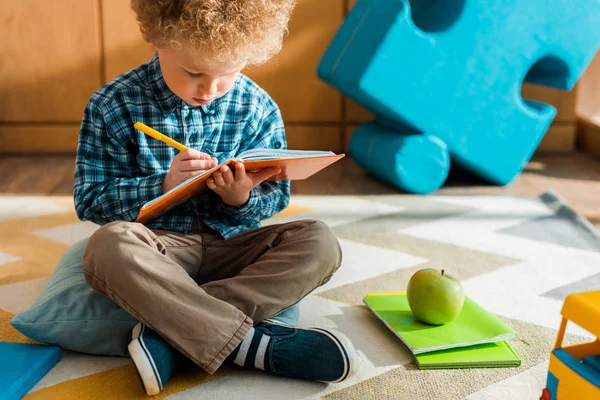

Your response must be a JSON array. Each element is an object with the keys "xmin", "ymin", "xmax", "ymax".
[{"xmin": 442, "ymin": 269, "xmax": 445, "ymax": 276}]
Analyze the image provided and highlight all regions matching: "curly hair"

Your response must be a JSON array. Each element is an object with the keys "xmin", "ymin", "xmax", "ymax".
[{"xmin": 131, "ymin": 0, "xmax": 296, "ymax": 65}]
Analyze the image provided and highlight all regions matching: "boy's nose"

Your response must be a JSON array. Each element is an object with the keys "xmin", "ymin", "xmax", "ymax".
[{"xmin": 199, "ymin": 79, "xmax": 218, "ymax": 97}]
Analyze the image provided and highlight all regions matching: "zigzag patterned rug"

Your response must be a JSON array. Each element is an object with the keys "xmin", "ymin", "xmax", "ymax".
[{"xmin": 0, "ymin": 191, "xmax": 597, "ymax": 399}]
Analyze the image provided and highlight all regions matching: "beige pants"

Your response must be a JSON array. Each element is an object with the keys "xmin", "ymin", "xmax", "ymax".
[{"xmin": 82, "ymin": 219, "xmax": 342, "ymax": 374}]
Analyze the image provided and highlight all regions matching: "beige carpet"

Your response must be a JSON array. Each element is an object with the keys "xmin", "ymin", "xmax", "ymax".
[{"xmin": 0, "ymin": 191, "xmax": 596, "ymax": 399}]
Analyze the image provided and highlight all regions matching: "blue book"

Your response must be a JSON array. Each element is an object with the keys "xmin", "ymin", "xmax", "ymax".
[{"xmin": 0, "ymin": 343, "xmax": 61, "ymax": 400}]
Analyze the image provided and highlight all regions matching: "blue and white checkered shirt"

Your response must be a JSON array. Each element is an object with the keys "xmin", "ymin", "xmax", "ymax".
[{"xmin": 74, "ymin": 53, "xmax": 290, "ymax": 239}]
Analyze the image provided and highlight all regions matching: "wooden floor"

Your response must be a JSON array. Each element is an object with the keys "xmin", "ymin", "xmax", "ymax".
[{"xmin": 1, "ymin": 152, "xmax": 599, "ymax": 228}]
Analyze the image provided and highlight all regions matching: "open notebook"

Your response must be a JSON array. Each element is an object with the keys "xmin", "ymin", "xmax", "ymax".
[
  {"xmin": 364, "ymin": 292, "xmax": 521, "ymax": 369},
  {"xmin": 135, "ymin": 149, "xmax": 344, "ymax": 225}
]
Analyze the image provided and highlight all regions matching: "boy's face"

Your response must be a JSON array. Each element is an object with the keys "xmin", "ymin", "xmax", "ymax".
[{"xmin": 153, "ymin": 45, "xmax": 244, "ymax": 107}]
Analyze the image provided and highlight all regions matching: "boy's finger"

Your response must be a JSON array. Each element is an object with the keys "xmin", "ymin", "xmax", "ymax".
[
  {"xmin": 234, "ymin": 162, "xmax": 246, "ymax": 181},
  {"xmin": 248, "ymin": 167, "xmax": 281, "ymax": 185},
  {"xmin": 213, "ymin": 171, "xmax": 225, "ymax": 186},
  {"xmin": 180, "ymin": 170, "xmax": 205, "ymax": 181},
  {"xmin": 221, "ymin": 166, "xmax": 234, "ymax": 184},
  {"xmin": 180, "ymin": 159, "xmax": 217, "ymax": 171},
  {"xmin": 179, "ymin": 148, "xmax": 212, "ymax": 160},
  {"xmin": 207, "ymin": 178, "xmax": 216, "ymax": 189}
]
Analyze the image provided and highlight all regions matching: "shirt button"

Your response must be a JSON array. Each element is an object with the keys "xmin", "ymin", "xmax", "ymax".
[
  {"xmin": 190, "ymin": 134, "xmax": 198, "ymax": 143},
  {"xmin": 274, "ymin": 142, "xmax": 282, "ymax": 149}
]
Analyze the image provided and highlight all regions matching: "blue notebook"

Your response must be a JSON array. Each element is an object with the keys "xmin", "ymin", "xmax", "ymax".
[{"xmin": 0, "ymin": 342, "xmax": 61, "ymax": 400}]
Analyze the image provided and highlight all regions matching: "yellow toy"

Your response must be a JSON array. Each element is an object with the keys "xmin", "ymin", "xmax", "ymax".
[{"xmin": 540, "ymin": 290, "xmax": 600, "ymax": 400}]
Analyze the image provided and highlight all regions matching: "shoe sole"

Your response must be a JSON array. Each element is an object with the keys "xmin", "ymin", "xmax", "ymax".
[
  {"xmin": 262, "ymin": 319, "xmax": 357, "ymax": 383},
  {"xmin": 128, "ymin": 323, "xmax": 162, "ymax": 396}
]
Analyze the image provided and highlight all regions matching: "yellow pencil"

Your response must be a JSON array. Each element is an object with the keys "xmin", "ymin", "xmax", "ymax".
[{"xmin": 134, "ymin": 122, "xmax": 188, "ymax": 151}]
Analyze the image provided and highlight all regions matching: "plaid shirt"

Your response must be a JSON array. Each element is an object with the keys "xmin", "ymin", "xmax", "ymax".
[{"xmin": 74, "ymin": 54, "xmax": 290, "ymax": 239}]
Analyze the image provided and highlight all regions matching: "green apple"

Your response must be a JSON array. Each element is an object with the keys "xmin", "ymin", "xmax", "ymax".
[{"xmin": 407, "ymin": 268, "xmax": 465, "ymax": 325}]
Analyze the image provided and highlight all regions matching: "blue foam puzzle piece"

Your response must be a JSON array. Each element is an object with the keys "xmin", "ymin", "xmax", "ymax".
[
  {"xmin": 350, "ymin": 122, "xmax": 450, "ymax": 194},
  {"xmin": 319, "ymin": 0, "xmax": 600, "ymax": 192},
  {"xmin": 583, "ymin": 355, "xmax": 600, "ymax": 373}
]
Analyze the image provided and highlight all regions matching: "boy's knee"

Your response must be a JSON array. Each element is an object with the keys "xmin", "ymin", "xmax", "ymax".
[
  {"xmin": 83, "ymin": 221, "xmax": 146, "ymax": 274},
  {"xmin": 87, "ymin": 221, "xmax": 133, "ymax": 251},
  {"xmin": 306, "ymin": 220, "xmax": 342, "ymax": 273}
]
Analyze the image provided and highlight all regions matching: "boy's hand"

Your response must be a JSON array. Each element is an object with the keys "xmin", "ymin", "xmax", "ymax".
[
  {"xmin": 207, "ymin": 161, "xmax": 281, "ymax": 206},
  {"xmin": 162, "ymin": 149, "xmax": 218, "ymax": 193}
]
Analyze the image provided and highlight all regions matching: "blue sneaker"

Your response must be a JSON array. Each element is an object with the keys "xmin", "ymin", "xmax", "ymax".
[
  {"xmin": 128, "ymin": 323, "xmax": 185, "ymax": 396},
  {"xmin": 228, "ymin": 320, "xmax": 357, "ymax": 383}
]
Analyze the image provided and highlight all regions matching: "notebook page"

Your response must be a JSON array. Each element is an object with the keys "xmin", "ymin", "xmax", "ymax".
[{"xmin": 238, "ymin": 148, "xmax": 335, "ymax": 160}]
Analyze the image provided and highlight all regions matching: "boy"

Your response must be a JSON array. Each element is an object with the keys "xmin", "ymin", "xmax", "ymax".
[{"xmin": 75, "ymin": 0, "xmax": 357, "ymax": 396}]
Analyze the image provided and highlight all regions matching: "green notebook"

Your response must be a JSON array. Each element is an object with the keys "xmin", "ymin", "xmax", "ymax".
[
  {"xmin": 364, "ymin": 292, "xmax": 521, "ymax": 369},
  {"xmin": 415, "ymin": 341, "xmax": 520, "ymax": 369}
]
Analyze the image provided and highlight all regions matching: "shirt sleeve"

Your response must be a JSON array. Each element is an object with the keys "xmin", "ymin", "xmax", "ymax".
[
  {"xmin": 214, "ymin": 98, "xmax": 291, "ymax": 224},
  {"xmin": 74, "ymin": 100, "xmax": 166, "ymax": 225}
]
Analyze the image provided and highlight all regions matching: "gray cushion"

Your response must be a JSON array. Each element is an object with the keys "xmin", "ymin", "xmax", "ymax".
[{"xmin": 10, "ymin": 238, "xmax": 137, "ymax": 356}]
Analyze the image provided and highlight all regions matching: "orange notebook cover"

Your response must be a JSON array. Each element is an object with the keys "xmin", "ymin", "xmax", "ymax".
[{"xmin": 135, "ymin": 149, "xmax": 344, "ymax": 225}]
